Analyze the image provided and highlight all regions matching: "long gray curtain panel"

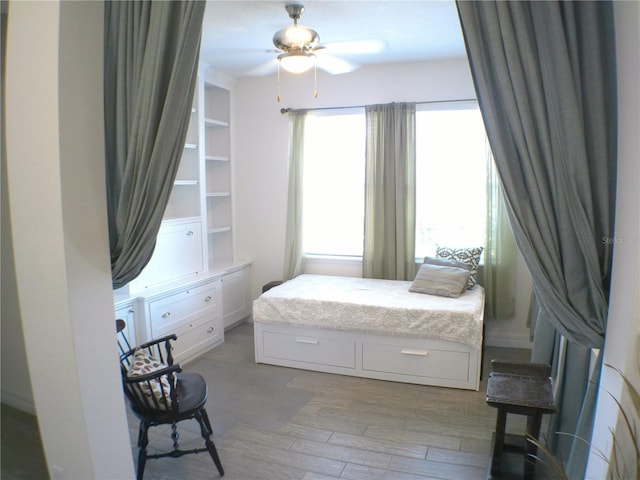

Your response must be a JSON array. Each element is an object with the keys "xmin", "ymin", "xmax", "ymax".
[
  {"xmin": 283, "ymin": 110, "xmax": 307, "ymax": 281},
  {"xmin": 456, "ymin": 1, "xmax": 617, "ymax": 477},
  {"xmin": 104, "ymin": 0, "xmax": 206, "ymax": 288},
  {"xmin": 363, "ymin": 102, "xmax": 416, "ymax": 281}
]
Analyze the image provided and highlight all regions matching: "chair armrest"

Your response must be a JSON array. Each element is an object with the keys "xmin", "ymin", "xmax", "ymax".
[
  {"xmin": 137, "ymin": 333, "xmax": 178, "ymax": 350},
  {"xmin": 490, "ymin": 360, "xmax": 551, "ymax": 377},
  {"xmin": 123, "ymin": 363, "xmax": 182, "ymax": 385},
  {"xmin": 136, "ymin": 334, "xmax": 178, "ymax": 366}
]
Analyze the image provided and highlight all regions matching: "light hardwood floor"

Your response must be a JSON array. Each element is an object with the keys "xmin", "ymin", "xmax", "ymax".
[
  {"xmin": 1, "ymin": 321, "xmax": 532, "ymax": 480},
  {"xmin": 133, "ymin": 322, "xmax": 532, "ymax": 480}
]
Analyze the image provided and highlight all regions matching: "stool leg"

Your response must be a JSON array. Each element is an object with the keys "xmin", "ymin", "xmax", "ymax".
[
  {"xmin": 524, "ymin": 412, "xmax": 543, "ymax": 480},
  {"xmin": 491, "ymin": 408, "xmax": 507, "ymax": 475}
]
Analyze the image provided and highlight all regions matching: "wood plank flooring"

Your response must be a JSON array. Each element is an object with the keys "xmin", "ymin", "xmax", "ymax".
[
  {"xmin": 1, "ymin": 321, "xmax": 533, "ymax": 479},
  {"xmin": 133, "ymin": 322, "xmax": 532, "ymax": 480}
]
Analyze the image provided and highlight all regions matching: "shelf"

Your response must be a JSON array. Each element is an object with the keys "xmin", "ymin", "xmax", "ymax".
[
  {"xmin": 184, "ymin": 143, "xmax": 198, "ymax": 149},
  {"xmin": 206, "ymin": 155, "xmax": 230, "ymax": 162},
  {"xmin": 174, "ymin": 180, "xmax": 199, "ymax": 186},
  {"xmin": 208, "ymin": 226, "xmax": 232, "ymax": 234},
  {"xmin": 205, "ymin": 118, "xmax": 229, "ymax": 128},
  {"xmin": 206, "ymin": 192, "xmax": 231, "ymax": 198}
]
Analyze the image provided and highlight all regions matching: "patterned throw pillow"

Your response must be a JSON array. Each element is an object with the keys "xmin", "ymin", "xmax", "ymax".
[
  {"xmin": 127, "ymin": 348, "xmax": 173, "ymax": 410},
  {"xmin": 409, "ymin": 263, "xmax": 471, "ymax": 298},
  {"xmin": 436, "ymin": 246, "xmax": 483, "ymax": 289}
]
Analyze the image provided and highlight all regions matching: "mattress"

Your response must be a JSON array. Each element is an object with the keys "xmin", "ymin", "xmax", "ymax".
[{"xmin": 253, "ymin": 274, "xmax": 485, "ymax": 349}]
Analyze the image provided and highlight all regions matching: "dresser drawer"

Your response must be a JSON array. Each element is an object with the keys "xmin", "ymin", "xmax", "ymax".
[
  {"xmin": 262, "ymin": 331, "xmax": 356, "ymax": 369},
  {"xmin": 172, "ymin": 318, "xmax": 222, "ymax": 363},
  {"xmin": 149, "ymin": 283, "xmax": 218, "ymax": 337},
  {"xmin": 362, "ymin": 343, "xmax": 470, "ymax": 381}
]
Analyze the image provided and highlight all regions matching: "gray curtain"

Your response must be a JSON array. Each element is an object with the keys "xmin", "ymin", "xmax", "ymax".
[
  {"xmin": 104, "ymin": 0, "xmax": 205, "ymax": 289},
  {"xmin": 484, "ymin": 143, "xmax": 517, "ymax": 320},
  {"xmin": 363, "ymin": 103, "xmax": 416, "ymax": 280},
  {"xmin": 283, "ymin": 110, "xmax": 307, "ymax": 280},
  {"xmin": 456, "ymin": 1, "xmax": 617, "ymax": 477}
]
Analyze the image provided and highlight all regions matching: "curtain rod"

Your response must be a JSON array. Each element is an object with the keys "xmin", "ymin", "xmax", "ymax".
[{"xmin": 280, "ymin": 98, "xmax": 477, "ymax": 114}]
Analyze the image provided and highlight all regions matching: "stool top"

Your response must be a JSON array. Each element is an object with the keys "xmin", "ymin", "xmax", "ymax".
[{"xmin": 486, "ymin": 372, "xmax": 556, "ymax": 412}]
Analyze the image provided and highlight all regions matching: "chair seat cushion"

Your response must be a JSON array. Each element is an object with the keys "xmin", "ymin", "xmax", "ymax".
[{"xmin": 175, "ymin": 372, "xmax": 208, "ymax": 413}]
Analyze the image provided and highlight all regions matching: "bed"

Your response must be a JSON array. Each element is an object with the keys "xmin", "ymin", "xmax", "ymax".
[{"xmin": 253, "ymin": 274, "xmax": 485, "ymax": 390}]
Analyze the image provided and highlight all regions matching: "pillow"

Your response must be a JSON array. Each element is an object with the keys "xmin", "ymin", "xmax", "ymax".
[
  {"xmin": 127, "ymin": 348, "xmax": 173, "ymax": 410},
  {"xmin": 409, "ymin": 263, "xmax": 471, "ymax": 298},
  {"xmin": 423, "ymin": 255, "xmax": 473, "ymax": 290},
  {"xmin": 422, "ymin": 255, "xmax": 472, "ymax": 271},
  {"xmin": 435, "ymin": 246, "xmax": 483, "ymax": 289}
]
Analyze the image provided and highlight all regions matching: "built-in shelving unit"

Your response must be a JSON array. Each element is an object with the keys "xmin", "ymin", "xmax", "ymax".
[
  {"xmin": 115, "ymin": 66, "xmax": 251, "ymax": 358},
  {"xmin": 164, "ymin": 98, "xmax": 201, "ymax": 222},
  {"xmin": 204, "ymin": 81, "xmax": 233, "ymax": 269}
]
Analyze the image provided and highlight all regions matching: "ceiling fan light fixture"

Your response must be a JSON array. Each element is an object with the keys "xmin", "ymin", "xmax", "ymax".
[
  {"xmin": 273, "ymin": 25, "xmax": 319, "ymax": 52},
  {"xmin": 274, "ymin": 25, "xmax": 319, "ymax": 50},
  {"xmin": 277, "ymin": 52, "xmax": 316, "ymax": 74}
]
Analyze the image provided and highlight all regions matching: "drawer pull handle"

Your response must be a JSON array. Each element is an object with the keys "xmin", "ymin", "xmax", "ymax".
[
  {"xmin": 162, "ymin": 312, "xmax": 171, "ymax": 318},
  {"xmin": 401, "ymin": 349, "xmax": 428, "ymax": 357},
  {"xmin": 204, "ymin": 296, "xmax": 212, "ymax": 302},
  {"xmin": 207, "ymin": 327, "xmax": 214, "ymax": 333},
  {"xmin": 295, "ymin": 337, "xmax": 319, "ymax": 345},
  {"xmin": 186, "ymin": 230, "xmax": 194, "ymax": 236}
]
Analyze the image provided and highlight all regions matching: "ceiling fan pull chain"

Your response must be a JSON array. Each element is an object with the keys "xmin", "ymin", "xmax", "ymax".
[
  {"xmin": 277, "ymin": 61, "xmax": 282, "ymax": 103},
  {"xmin": 313, "ymin": 58, "xmax": 318, "ymax": 99}
]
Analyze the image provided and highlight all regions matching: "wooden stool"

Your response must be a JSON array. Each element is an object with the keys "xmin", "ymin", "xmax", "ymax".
[{"xmin": 486, "ymin": 361, "xmax": 557, "ymax": 480}]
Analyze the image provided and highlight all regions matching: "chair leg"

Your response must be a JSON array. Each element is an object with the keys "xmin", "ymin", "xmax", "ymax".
[
  {"xmin": 200, "ymin": 407, "xmax": 214, "ymax": 434},
  {"xmin": 196, "ymin": 409, "xmax": 224, "ymax": 476},
  {"xmin": 137, "ymin": 421, "xmax": 150, "ymax": 480}
]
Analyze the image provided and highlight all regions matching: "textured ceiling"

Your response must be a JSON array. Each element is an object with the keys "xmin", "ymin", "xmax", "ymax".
[{"xmin": 200, "ymin": 1, "xmax": 467, "ymax": 78}]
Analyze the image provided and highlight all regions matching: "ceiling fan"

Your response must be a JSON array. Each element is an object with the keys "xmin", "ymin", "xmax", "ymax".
[{"xmin": 247, "ymin": 3, "xmax": 386, "ymax": 76}]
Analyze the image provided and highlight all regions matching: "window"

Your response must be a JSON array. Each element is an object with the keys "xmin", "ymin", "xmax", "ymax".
[
  {"xmin": 415, "ymin": 102, "xmax": 487, "ymax": 258},
  {"xmin": 301, "ymin": 102, "xmax": 487, "ymax": 258},
  {"xmin": 302, "ymin": 109, "xmax": 365, "ymax": 256}
]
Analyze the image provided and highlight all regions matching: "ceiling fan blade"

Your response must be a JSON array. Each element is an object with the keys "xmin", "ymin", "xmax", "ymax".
[
  {"xmin": 316, "ymin": 54, "xmax": 358, "ymax": 75},
  {"xmin": 322, "ymin": 39, "xmax": 387, "ymax": 55},
  {"xmin": 243, "ymin": 59, "xmax": 277, "ymax": 76}
]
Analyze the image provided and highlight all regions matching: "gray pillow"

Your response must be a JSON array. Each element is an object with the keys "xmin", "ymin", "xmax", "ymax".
[
  {"xmin": 409, "ymin": 263, "xmax": 471, "ymax": 298},
  {"xmin": 435, "ymin": 246, "xmax": 483, "ymax": 289},
  {"xmin": 422, "ymin": 255, "xmax": 471, "ymax": 271},
  {"xmin": 423, "ymin": 256, "xmax": 472, "ymax": 290}
]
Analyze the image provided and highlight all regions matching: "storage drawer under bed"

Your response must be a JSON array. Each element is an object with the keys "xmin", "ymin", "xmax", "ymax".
[
  {"xmin": 261, "ymin": 331, "xmax": 356, "ymax": 369},
  {"xmin": 253, "ymin": 322, "xmax": 481, "ymax": 390},
  {"xmin": 361, "ymin": 342, "xmax": 470, "ymax": 381}
]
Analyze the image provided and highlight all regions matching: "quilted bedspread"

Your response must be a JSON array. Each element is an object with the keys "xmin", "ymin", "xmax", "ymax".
[{"xmin": 253, "ymin": 274, "xmax": 485, "ymax": 349}]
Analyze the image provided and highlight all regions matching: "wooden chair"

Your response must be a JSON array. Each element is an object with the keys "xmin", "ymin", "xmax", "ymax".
[{"xmin": 116, "ymin": 319, "xmax": 224, "ymax": 479}]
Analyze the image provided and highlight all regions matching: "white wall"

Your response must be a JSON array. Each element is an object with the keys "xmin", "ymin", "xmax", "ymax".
[
  {"xmin": 587, "ymin": 2, "xmax": 640, "ymax": 478},
  {"xmin": 233, "ymin": 58, "xmax": 533, "ymax": 347},
  {"xmin": 5, "ymin": 2, "xmax": 135, "ymax": 478}
]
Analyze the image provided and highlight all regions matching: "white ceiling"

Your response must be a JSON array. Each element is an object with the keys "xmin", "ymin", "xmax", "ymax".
[{"xmin": 200, "ymin": 0, "xmax": 467, "ymax": 78}]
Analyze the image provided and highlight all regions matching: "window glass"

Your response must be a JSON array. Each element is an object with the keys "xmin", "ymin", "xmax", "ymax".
[
  {"xmin": 301, "ymin": 103, "xmax": 487, "ymax": 259},
  {"xmin": 415, "ymin": 103, "xmax": 487, "ymax": 258},
  {"xmin": 302, "ymin": 110, "xmax": 366, "ymax": 256}
]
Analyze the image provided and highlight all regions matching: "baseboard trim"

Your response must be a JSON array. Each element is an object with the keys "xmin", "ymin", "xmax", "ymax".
[
  {"xmin": 1, "ymin": 390, "xmax": 36, "ymax": 415},
  {"xmin": 485, "ymin": 333, "xmax": 533, "ymax": 349}
]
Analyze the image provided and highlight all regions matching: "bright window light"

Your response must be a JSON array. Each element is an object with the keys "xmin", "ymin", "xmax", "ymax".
[
  {"xmin": 301, "ymin": 103, "xmax": 487, "ymax": 259},
  {"xmin": 302, "ymin": 110, "xmax": 365, "ymax": 256},
  {"xmin": 415, "ymin": 102, "xmax": 487, "ymax": 258}
]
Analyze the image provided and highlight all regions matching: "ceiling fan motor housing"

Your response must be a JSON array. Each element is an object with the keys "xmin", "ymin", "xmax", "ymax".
[{"xmin": 273, "ymin": 3, "xmax": 320, "ymax": 53}]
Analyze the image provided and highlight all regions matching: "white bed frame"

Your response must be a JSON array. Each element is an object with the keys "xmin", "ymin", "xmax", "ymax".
[{"xmin": 254, "ymin": 321, "xmax": 482, "ymax": 391}]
